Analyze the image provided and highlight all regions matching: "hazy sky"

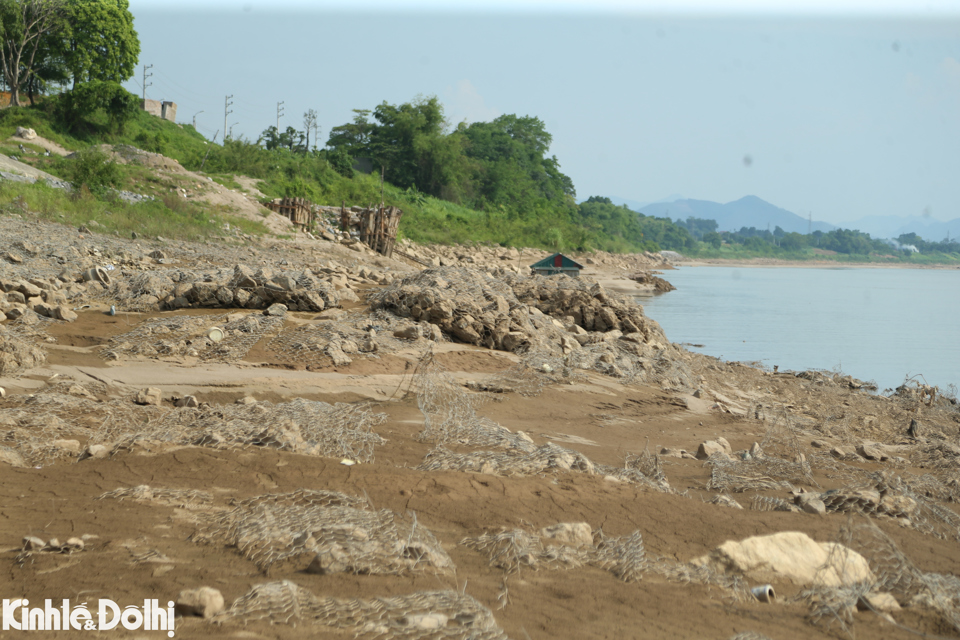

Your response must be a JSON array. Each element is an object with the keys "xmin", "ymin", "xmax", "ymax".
[{"xmin": 126, "ymin": 1, "xmax": 960, "ymax": 224}]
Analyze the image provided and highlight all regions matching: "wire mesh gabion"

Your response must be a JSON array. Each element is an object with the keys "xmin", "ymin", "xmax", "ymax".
[
  {"xmin": 461, "ymin": 525, "xmax": 745, "ymax": 608},
  {"xmin": 215, "ymin": 581, "xmax": 511, "ymax": 640},
  {"xmin": 100, "ymin": 311, "xmax": 284, "ymax": 363},
  {"xmin": 803, "ymin": 517, "xmax": 960, "ymax": 634},
  {"xmin": 193, "ymin": 489, "xmax": 455, "ymax": 575},
  {"xmin": 96, "ymin": 485, "xmax": 213, "ymax": 508},
  {"xmin": 0, "ymin": 390, "xmax": 387, "ymax": 466}
]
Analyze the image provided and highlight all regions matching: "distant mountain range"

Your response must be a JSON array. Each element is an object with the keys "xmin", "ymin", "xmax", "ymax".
[
  {"xmin": 608, "ymin": 194, "xmax": 959, "ymax": 241},
  {"xmin": 635, "ymin": 195, "xmax": 836, "ymax": 235}
]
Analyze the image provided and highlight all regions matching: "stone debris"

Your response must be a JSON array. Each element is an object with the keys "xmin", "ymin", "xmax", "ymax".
[{"xmin": 21, "ymin": 535, "xmax": 85, "ymax": 553}]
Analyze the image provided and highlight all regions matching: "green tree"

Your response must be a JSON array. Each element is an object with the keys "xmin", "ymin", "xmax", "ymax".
[
  {"xmin": 55, "ymin": 79, "xmax": 138, "ymax": 134},
  {"xmin": 0, "ymin": 0, "xmax": 65, "ymax": 106},
  {"xmin": 703, "ymin": 231, "xmax": 722, "ymax": 249},
  {"xmin": 58, "ymin": 0, "xmax": 138, "ymax": 87},
  {"xmin": 326, "ymin": 108, "xmax": 373, "ymax": 157}
]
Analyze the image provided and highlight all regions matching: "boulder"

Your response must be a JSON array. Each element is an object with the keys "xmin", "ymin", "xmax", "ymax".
[
  {"xmin": 796, "ymin": 494, "xmax": 827, "ymax": 515},
  {"xmin": 856, "ymin": 443, "xmax": 888, "ymax": 462},
  {"xmin": 692, "ymin": 531, "xmax": 874, "ymax": 587},
  {"xmin": 175, "ymin": 587, "xmax": 224, "ymax": 618},
  {"xmin": 54, "ymin": 305, "xmax": 78, "ymax": 322},
  {"xmin": 135, "ymin": 388, "xmax": 163, "ymax": 406},
  {"xmin": 394, "ymin": 325, "xmax": 422, "ymax": 340},
  {"xmin": 264, "ymin": 303, "xmax": 288, "ymax": 317},
  {"xmin": 80, "ymin": 444, "xmax": 111, "ymax": 460},
  {"xmin": 696, "ymin": 441, "xmax": 728, "ymax": 460}
]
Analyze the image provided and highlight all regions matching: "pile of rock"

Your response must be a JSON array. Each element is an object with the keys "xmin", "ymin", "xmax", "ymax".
[
  {"xmin": 371, "ymin": 267, "xmax": 674, "ymax": 359},
  {"xmin": 369, "ymin": 267, "xmax": 542, "ymax": 351},
  {"xmin": 102, "ymin": 264, "xmax": 344, "ymax": 312},
  {"xmin": 1, "ymin": 275, "xmax": 84, "ymax": 321},
  {"xmin": 503, "ymin": 273, "xmax": 669, "ymax": 344}
]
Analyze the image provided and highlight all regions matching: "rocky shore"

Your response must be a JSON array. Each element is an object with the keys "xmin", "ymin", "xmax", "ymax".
[{"xmin": 2, "ymin": 214, "xmax": 959, "ymax": 640}]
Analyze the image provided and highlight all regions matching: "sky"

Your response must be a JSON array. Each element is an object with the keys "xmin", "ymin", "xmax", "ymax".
[{"xmin": 125, "ymin": 1, "xmax": 960, "ymax": 225}]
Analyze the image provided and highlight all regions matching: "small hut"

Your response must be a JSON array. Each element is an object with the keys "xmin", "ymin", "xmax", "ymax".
[{"xmin": 530, "ymin": 253, "xmax": 583, "ymax": 277}]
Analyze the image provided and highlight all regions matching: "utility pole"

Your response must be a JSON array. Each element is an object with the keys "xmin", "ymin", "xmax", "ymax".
[
  {"xmin": 223, "ymin": 95, "xmax": 233, "ymax": 142},
  {"xmin": 192, "ymin": 110, "xmax": 204, "ymax": 128},
  {"xmin": 229, "ymin": 122, "xmax": 239, "ymax": 139},
  {"xmin": 808, "ymin": 212, "xmax": 812, "ymax": 235},
  {"xmin": 276, "ymin": 101, "xmax": 285, "ymax": 132},
  {"xmin": 142, "ymin": 64, "xmax": 153, "ymax": 102}
]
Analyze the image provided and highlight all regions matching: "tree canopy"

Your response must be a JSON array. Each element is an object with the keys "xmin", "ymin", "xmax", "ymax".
[
  {"xmin": 59, "ymin": 0, "xmax": 139, "ymax": 87},
  {"xmin": 0, "ymin": 0, "xmax": 138, "ymax": 105}
]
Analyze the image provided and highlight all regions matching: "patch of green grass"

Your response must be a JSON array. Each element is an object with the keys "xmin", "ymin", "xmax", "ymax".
[
  {"xmin": 0, "ymin": 180, "xmax": 269, "ymax": 242},
  {"xmin": 207, "ymin": 174, "xmax": 243, "ymax": 191}
]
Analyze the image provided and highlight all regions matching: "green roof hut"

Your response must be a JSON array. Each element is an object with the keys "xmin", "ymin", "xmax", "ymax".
[{"xmin": 530, "ymin": 253, "xmax": 584, "ymax": 277}]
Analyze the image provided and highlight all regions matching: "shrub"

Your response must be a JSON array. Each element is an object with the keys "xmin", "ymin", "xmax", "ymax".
[{"xmin": 65, "ymin": 147, "xmax": 121, "ymax": 196}]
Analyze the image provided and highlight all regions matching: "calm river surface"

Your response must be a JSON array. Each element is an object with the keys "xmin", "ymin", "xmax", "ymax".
[{"xmin": 639, "ymin": 266, "xmax": 960, "ymax": 392}]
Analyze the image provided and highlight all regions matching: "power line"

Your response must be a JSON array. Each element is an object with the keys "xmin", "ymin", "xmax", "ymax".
[
  {"xmin": 224, "ymin": 95, "xmax": 233, "ymax": 142},
  {"xmin": 142, "ymin": 64, "xmax": 153, "ymax": 102}
]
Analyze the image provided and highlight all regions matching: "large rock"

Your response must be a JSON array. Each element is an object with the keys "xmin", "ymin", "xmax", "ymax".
[
  {"xmin": 134, "ymin": 388, "xmax": 163, "ymax": 406},
  {"xmin": 696, "ymin": 441, "xmax": 729, "ymax": 460},
  {"xmin": 175, "ymin": 587, "xmax": 224, "ymax": 618},
  {"xmin": 539, "ymin": 522, "xmax": 593, "ymax": 547},
  {"xmin": 692, "ymin": 531, "xmax": 874, "ymax": 587}
]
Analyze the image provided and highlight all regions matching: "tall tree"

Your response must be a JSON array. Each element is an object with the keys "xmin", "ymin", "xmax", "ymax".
[
  {"xmin": 59, "ymin": 0, "xmax": 138, "ymax": 88},
  {"xmin": 0, "ymin": 0, "xmax": 64, "ymax": 106},
  {"xmin": 302, "ymin": 108, "xmax": 317, "ymax": 152}
]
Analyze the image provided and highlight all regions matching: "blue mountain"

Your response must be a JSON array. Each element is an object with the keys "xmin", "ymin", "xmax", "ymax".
[{"xmin": 636, "ymin": 195, "xmax": 835, "ymax": 235}]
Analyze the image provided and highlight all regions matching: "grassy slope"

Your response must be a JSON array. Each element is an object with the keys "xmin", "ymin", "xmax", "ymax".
[{"xmin": 1, "ymin": 103, "xmax": 956, "ymax": 262}]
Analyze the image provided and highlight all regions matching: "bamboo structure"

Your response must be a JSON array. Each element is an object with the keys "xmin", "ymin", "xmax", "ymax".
[{"xmin": 265, "ymin": 197, "xmax": 312, "ymax": 228}]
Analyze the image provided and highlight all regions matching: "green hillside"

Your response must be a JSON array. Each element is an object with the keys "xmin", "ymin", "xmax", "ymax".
[{"xmin": 1, "ymin": 86, "xmax": 957, "ymax": 263}]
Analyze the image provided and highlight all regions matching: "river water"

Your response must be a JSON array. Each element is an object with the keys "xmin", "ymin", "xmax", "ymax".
[{"xmin": 639, "ymin": 266, "xmax": 960, "ymax": 392}]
